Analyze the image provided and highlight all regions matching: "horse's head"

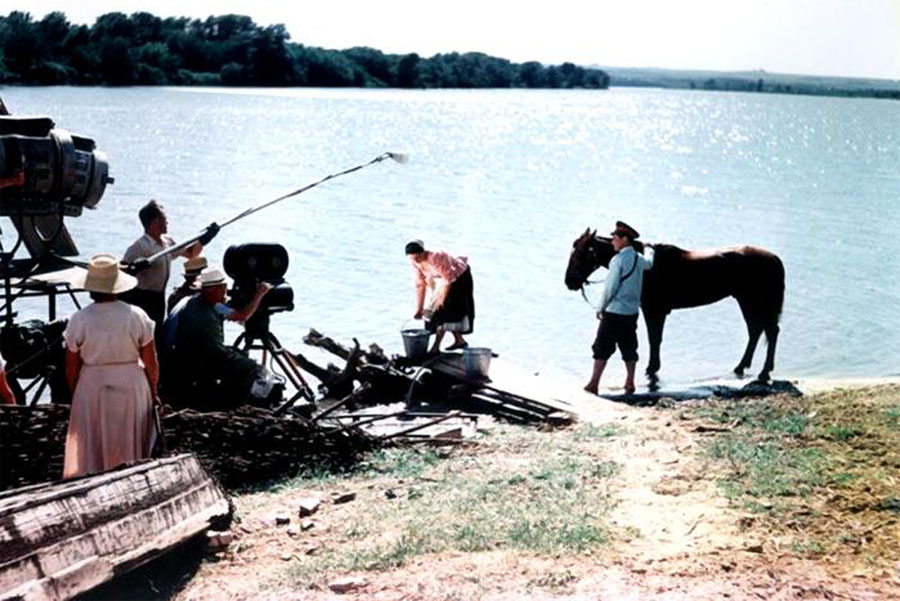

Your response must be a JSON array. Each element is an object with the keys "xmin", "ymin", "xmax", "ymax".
[{"xmin": 565, "ymin": 228, "xmax": 616, "ymax": 290}]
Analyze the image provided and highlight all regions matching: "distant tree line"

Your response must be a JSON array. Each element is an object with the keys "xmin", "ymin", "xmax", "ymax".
[
  {"xmin": 0, "ymin": 11, "xmax": 610, "ymax": 89},
  {"xmin": 687, "ymin": 77, "xmax": 900, "ymax": 100},
  {"xmin": 611, "ymin": 71, "xmax": 900, "ymax": 101}
]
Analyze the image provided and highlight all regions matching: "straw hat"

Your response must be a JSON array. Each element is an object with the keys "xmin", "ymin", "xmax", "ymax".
[
  {"xmin": 184, "ymin": 256, "xmax": 208, "ymax": 275},
  {"xmin": 71, "ymin": 253, "xmax": 137, "ymax": 294},
  {"xmin": 199, "ymin": 267, "xmax": 228, "ymax": 288}
]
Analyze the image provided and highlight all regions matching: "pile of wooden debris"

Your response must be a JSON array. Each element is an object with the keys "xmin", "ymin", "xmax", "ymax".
[{"xmin": 0, "ymin": 329, "xmax": 578, "ymax": 492}]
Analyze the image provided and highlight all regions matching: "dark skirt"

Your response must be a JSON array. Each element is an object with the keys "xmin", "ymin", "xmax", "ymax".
[{"xmin": 427, "ymin": 267, "xmax": 474, "ymax": 334}]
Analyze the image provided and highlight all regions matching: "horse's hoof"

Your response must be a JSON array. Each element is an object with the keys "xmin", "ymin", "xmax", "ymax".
[{"xmin": 733, "ymin": 366, "xmax": 746, "ymax": 378}]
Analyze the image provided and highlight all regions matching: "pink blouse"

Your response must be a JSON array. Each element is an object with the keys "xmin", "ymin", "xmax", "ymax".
[{"xmin": 412, "ymin": 251, "xmax": 468, "ymax": 294}]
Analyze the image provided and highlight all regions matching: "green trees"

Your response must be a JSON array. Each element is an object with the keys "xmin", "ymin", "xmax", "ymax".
[{"xmin": 0, "ymin": 10, "xmax": 610, "ymax": 89}]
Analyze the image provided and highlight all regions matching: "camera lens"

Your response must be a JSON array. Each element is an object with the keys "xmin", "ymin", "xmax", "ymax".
[{"xmin": 223, "ymin": 243, "xmax": 289, "ymax": 282}]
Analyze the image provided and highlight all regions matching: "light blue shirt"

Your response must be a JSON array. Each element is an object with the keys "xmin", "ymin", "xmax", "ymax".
[
  {"xmin": 598, "ymin": 245, "xmax": 655, "ymax": 315},
  {"xmin": 163, "ymin": 296, "xmax": 234, "ymax": 351}
]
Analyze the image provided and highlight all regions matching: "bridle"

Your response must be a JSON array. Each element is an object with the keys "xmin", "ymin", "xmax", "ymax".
[{"xmin": 572, "ymin": 235, "xmax": 606, "ymax": 305}]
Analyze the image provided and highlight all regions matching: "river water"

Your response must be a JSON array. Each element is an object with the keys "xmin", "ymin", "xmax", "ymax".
[{"xmin": 2, "ymin": 86, "xmax": 898, "ymax": 386}]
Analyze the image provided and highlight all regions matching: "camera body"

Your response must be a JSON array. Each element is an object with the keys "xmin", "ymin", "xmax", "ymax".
[
  {"xmin": 223, "ymin": 243, "xmax": 294, "ymax": 322},
  {"xmin": 0, "ymin": 115, "xmax": 113, "ymax": 257}
]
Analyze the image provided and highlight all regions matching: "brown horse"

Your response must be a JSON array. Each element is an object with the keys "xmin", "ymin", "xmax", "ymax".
[{"xmin": 565, "ymin": 229, "xmax": 784, "ymax": 382}]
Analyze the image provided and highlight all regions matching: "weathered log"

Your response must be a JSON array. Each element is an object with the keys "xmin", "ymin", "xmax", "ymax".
[
  {"xmin": 291, "ymin": 338, "xmax": 362, "ymax": 399},
  {"xmin": 303, "ymin": 329, "xmax": 388, "ymax": 365},
  {"xmin": 0, "ymin": 454, "xmax": 230, "ymax": 601},
  {"xmin": 303, "ymin": 330, "xmax": 432, "ymax": 403}
]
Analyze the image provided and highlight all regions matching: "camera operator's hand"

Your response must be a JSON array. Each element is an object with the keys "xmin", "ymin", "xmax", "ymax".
[
  {"xmin": 123, "ymin": 258, "xmax": 152, "ymax": 275},
  {"xmin": 227, "ymin": 281, "xmax": 273, "ymax": 323},
  {"xmin": 197, "ymin": 222, "xmax": 220, "ymax": 246}
]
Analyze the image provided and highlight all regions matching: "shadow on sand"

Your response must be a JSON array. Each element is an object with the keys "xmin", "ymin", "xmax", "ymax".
[
  {"xmin": 74, "ymin": 535, "xmax": 207, "ymax": 601},
  {"xmin": 600, "ymin": 379, "xmax": 802, "ymax": 407}
]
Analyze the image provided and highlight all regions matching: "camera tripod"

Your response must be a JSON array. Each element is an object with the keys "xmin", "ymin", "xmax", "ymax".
[{"xmin": 232, "ymin": 311, "xmax": 315, "ymax": 407}]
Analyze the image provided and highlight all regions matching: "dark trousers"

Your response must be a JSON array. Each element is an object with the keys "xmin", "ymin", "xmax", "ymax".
[
  {"xmin": 592, "ymin": 312, "xmax": 639, "ymax": 362},
  {"xmin": 120, "ymin": 288, "xmax": 166, "ymax": 350}
]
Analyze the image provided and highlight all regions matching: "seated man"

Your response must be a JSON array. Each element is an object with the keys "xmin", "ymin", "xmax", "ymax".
[
  {"xmin": 167, "ymin": 255, "xmax": 207, "ymax": 313},
  {"xmin": 163, "ymin": 267, "xmax": 276, "ymax": 410}
]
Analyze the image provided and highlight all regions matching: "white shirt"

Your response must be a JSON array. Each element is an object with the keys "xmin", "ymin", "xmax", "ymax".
[
  {"xmin": 598, "ymin": 245, "xmax": 655, "ymax": 315},
  {"xmin": 64, "ymin": 301, "xmax": 154, "ymax": 364},
  {"xmin": 123, "ymin": 233, "xmax": 186, "ymax": 293}
]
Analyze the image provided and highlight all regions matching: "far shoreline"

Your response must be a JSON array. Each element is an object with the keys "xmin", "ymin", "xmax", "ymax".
[{"xmin": 2, "ymin": 81, "xmax": 899, "ymax": 103}]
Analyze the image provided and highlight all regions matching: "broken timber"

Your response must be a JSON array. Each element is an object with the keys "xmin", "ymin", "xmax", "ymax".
[
  {"xmin": 0, "ymin": 454, "xmax": 230, "ymax": 601},
  {"xmin": 319, "ymin": 409, "xmax": 479, "ymax": 442},
  {"xmin": 303, "ymin": 329, "xmax": 578, "ymax": 425},
  {"xmin": 428, "ymin": 354, "xmax": 579, "ymax": 424}
]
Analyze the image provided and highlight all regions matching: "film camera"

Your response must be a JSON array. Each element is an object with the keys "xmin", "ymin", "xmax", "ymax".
[
  {"xmin": 0, "ymin": 114, "xmax": 113, "ymax": 257},
  {"xmin": 0, "ymin": 109, "xmax": 113, "ymax": 404},
  {"xmin": 223, "ymin": 243, "xmax": 314, "ymax": 404},
  {"xmin": 223, "ymin": 243, "xmax": 294, "ymax": 337}
]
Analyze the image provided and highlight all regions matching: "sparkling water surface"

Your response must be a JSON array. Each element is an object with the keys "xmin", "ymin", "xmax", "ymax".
[{"xmin": 2, "ymin": 86, "xmax": 898, "ymax": 386}]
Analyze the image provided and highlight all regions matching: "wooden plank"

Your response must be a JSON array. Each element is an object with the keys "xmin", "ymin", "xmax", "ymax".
[
  {"xmin": 0, "ymin": 454, "xmax": 230, "ymax": 601},
  {"xmin": 379, "ymin": 411, "xmax": 462, "ymax": 440},
  {"xmin": 467, "ymin": 392, "xmax": 548, "ymax": 423},
  {"xmin": 430, "ymin": 355, "xmax": 582, "ymax": 420}
]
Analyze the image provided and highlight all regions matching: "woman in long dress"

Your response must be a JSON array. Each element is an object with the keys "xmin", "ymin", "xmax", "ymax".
[
  {"xmin": 405, "ymin": 240, "xmax": 475, "ymax": 354},
  {"xmin": 62, "ymin": 253, "xmax": 160, "ymax": 478}
]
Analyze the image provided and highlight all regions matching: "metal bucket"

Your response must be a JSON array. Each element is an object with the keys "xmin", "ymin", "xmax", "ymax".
[
  {"xmin": 401, "ymin": 328, "xmax": 431, "ymax": 360},
  {"xmin": 462, "ymin": 347, "xmax": 492, "ymax": 379}
]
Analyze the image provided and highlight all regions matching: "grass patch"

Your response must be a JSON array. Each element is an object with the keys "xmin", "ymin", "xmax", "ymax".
[
  {"xmin": 281, "ymin": 424, "xmax": 619, "ymax": 588},
  {"xmin": 358, "ymin": 447, "xmax": 443, "ymax": 478},
  {"xmin": 691, "ymin": 384, "xmax": 900, "ymax": 576},
  {"xmin": 572, "ymin": 422, "xmax": 623, "ymax": 440}
]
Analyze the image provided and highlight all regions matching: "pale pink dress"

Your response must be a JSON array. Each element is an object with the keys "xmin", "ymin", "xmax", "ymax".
[{"xmin": 62, "ymin": 301, "xmax": 156, "ymax": 478}]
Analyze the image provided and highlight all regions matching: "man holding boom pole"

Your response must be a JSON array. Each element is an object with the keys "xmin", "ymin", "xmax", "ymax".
[
  {"xmin": 121, "ymin": 152, "xmax": 405, "ymax": 332},
  {"xmin": 122, "ymin": 200, "xmax": 219, "ymax": 341}
]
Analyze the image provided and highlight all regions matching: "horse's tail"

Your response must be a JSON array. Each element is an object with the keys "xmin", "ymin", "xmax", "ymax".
[{"xmin": 772, "ymin": 254, "xmax": 785, "ymax": 323}]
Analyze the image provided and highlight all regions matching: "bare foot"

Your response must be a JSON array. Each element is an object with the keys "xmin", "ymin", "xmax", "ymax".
[
  {"xmin": 584, "ymin": 384, "xmax": 598, "ymax": 395},
  {"xmin": 623, "ymin": 385, "xmax": 636, "ymax": 395}
]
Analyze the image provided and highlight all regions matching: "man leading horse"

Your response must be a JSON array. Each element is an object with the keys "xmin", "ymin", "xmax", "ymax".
[
  {"xmin": 583, "ymin": 221, "xmax": 654, "ymax": 396},
  {"xmin": 566, "ymin": 224, "xmax": 784, "ymax": 385}
]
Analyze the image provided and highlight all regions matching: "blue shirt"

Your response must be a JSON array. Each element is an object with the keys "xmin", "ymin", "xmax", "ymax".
[{"xmin": 164, "ymin": 295, "xmax": 234, "ymax": 353}]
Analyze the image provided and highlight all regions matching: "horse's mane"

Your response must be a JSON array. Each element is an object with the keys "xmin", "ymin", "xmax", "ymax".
[{"xmin": 594, "ymin": 237, "xmax": 683, "ymax": 256}]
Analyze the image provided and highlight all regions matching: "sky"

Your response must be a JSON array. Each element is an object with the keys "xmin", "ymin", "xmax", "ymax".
[{"xmin": 12, "ymin": 0, "xmax": 900, "ymax": 80}]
